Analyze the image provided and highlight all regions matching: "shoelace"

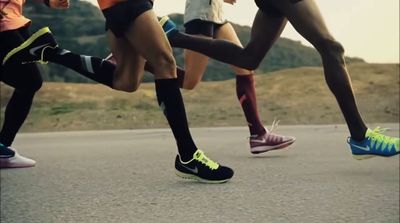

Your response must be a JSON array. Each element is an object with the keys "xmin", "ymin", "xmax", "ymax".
[
  {"xmin": 367, "ymin": 127, "xmax": 398, "ymax": 151},
  {"xmin": 270, "ymin": 118, "xmax": 280, "ymax": 132},
  {"xmin": 194, "ymin": 150, "xmax": 219, "ymax": 170},
  {"xmin": 249, "ymin": 118, "xmax": 281, "ymax": 139}
]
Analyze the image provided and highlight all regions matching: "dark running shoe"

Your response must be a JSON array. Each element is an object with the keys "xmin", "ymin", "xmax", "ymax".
[
  {"xmin": 175, "ymin": 150, "xmax": 234, "ymax": 184},
  {"xmin": 2, "ymin": 27, "xmax": 58, "ymax": 65}
]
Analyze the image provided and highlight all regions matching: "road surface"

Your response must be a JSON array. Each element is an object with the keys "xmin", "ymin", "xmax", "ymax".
[{"xmin": 1, "ymin": 125, "xmax": 399, "ymax": 223}]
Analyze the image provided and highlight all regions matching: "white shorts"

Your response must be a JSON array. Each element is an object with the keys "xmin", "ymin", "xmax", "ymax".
[{"xmin": 184, "ymin": 0, "xmax": 226, "ymax": 25}]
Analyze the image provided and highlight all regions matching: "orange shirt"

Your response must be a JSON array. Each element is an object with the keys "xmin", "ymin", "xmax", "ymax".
[
  {"xmin": 97, "ymin": 0, "xmax": 127, "ymax": 10},
  {"xmin": 0, "ymin": 0, "xmax": 31, "ymax": 32}
]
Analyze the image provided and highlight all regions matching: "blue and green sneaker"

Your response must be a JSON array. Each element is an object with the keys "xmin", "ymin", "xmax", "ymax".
[{"xmin": 348, "ymin": 127, "xmax": 399, "ymax": 160}]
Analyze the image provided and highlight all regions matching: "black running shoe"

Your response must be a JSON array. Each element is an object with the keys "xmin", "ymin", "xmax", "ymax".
[
  {"xmin": 2, "ymin": 27, "xmax": 58, "ymax": 65},
  {"xmin": 175, "ymin": 150, "xmax": 234, "ymax": 184}
]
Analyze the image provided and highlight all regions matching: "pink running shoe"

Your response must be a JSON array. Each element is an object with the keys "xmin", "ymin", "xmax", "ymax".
[
  {"xmin": 249, "ymin": 120, "xmax": 296, "ymax": 154},
  {"xmin": 0, "ymin": 144, "xmax": 36, "ymax": 168}
]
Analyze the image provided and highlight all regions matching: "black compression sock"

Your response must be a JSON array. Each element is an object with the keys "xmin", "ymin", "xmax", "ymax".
[
  {"xmin": 144, "ymin": 63, "xmax": 185, "ymax": 88},
  {"xmin": 44, "ymin": 48, "xmax": 115, "ymax": 88},
  {"xmin": 154, "ymin": 78, "xmax": 197, "ymax": 161}
]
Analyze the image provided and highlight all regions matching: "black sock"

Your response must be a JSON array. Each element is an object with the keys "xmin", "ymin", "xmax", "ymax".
[
  {"xmin": 44, "ymin": 48, "xmax": 115, "ymax": 88},
  {"xmin": 154, "ymin": 78, "xmax": 197, "ymax": 161}
]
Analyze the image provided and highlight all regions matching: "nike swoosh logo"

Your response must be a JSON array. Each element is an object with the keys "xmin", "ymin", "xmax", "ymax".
[
  {"xmin": 179, "ymin": 162, "xmax": 198, "ymax": 174},
  {"xmin": 352, "ymin": 144, "xmax": 370, "ymax": 151},
  {"xmin": 29, "ymin": 43, "xmax": 51, "ymax": 56},
  {"xmin": 251, "ymin": 138, "xmax": 267, "ymax": 144}
]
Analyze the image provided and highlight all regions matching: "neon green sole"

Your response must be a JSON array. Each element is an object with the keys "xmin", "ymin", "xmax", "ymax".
[
  {"xmin": 2, "ymin": 27, "xmax": 51, "ymax": 65},
  {"xmin": 175, "ymin": 170, "xmax": 231, "ymax": 184}
]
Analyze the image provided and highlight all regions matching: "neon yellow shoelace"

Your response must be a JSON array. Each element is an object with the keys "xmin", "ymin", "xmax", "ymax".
[
  {"xmin": 366, "ymin": 127, "xmax": 399, "ymax": 152},
  {"xmin": 194, "ymin": 150, "xmax": 219, "ymax": 170}
]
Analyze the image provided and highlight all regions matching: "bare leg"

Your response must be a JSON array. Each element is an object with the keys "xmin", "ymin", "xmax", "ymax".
[
  {"xmin": 182, "ymin": 34, "xmax": 211, "ymax": 90},
  {"xmin": 272, "ymin": 0, "xmax": 367, "ymax": 140},
  {"xmin": 215, "ymin": 23, "xmax": 266, "ymax": 135},
  {"xmin": 124, "ymin": 10, "xmax": 176, "ymax": 79},
  {"xmin": 116, "ymin": 10, "xmax": 197, "ymax": 160},
  {"xmin": 214, "ymin": 23, "xmax": 254, "ymax": 75},
  {"xmin": 108, "ymin": 30, "xmax": 145, "ymax": 92},
  {"xmin": 182, "ymin": 23, "xmax": 254, "ymax": 90},
  {"xmin": 169, "ymin": 10, "xmax": 287, "ymax": 70}
]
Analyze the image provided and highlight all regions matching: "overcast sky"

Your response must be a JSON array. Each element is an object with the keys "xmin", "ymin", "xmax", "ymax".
[{"xmin": 86, "ymin": 0, "xmax": 399, "ymax": 63}]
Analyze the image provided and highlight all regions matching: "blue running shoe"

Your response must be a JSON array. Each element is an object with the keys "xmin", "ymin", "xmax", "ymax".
[
  {"xmin": 348, "ymin": 127, "xmax": 399, "ymax": 160},
  {"xmin": 159, "ymin": 16, "xmax": 178, "ymax": 38}
]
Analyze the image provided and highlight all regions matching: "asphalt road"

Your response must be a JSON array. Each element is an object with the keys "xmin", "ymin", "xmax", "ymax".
[{"xmin": 1, "ymin": 125, "xmax": 399, "ymax": 223}]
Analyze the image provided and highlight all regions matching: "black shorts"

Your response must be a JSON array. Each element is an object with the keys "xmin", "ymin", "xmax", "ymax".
[
  {"xmin": 254, "ymin": 0, "xmax": 303, "ymax": 17},
  {"xmin": 102, "ymin": 0, "xmax": 153, "ymax": 38},
  {"xmin": 184, "ymin": 19, "xmax": 225, "ymax": 38}
]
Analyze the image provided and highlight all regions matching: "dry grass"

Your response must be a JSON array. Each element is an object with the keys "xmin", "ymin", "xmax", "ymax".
[{"xmin": 1, "ymin": 63, "xmax": 399, "ymax": 132}]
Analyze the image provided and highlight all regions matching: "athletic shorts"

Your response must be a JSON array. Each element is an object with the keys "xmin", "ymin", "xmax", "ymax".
[
  {"xmin": 184, "ymin": 19, "xmax": 225, "ymax": 38},
  {"xmin": 101, "ymin": 0, "xmax": 153, "ymax": 38},
  {"xmin": 184, "ymin": 0, "xmax": 225, "ymax": 24},
  {"xmin": 254, "ymin": 0, "xmax": 303, "ymax": 17}
]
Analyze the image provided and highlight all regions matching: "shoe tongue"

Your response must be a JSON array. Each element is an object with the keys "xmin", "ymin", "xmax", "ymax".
[
  {"xmin": 365, "ymin": 128, "xmax": 374, "ymax": 137},
  {"xmin": 194, "ymin": 150, "xmax": 203, "ymax": 159}
]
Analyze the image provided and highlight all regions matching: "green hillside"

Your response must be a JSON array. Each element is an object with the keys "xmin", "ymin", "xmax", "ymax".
[
  {"xmin": 1, "ymin": 63, "xmax": 397, "ymax": 132},
  {"xmin": 24, "ymin": 0, "xmax": 364, "ymax": 83}
]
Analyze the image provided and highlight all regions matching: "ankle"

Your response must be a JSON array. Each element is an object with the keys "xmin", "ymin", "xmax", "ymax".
[{"xmin": 179, "ymin": 154, "xmax": 193, "ymax": 163}]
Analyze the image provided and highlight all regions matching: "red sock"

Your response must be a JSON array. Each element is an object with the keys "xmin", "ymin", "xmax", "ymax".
[{"xmin": 236, "ymin": 74, "xmax": 266, "ymax": 136}]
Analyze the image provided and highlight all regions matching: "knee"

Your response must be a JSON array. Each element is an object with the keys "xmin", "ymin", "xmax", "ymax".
[
  {"xmin": 242, "ymin": 51, "xmax": 262, "ymax": 70},
  {"xmin": 150, "ymin": 52, "xmax": 176, "ymax": 78},
  {"xmin": 113, "ymin": 80, "xmax": 140, "ymax": 93},
  {"xmin": 32, "ymin": 79, "xmax": 43, "ymax": 92},
  {"xmin": 245, "ymin": 60, "xmax": 261, "ymax": 71},
  {"xmin": 123, "ymin": 84, "xmax": 140, "ymax": 93},
  {"xmin": 21, "ymin": 78, "xmax": 42, "ymax": 94},
  {"xmin": 316, "ymin": 39, "xmax": 345, "ymax": 64},
  {"xmin": 182, "ymin": 81, "xmax": 198, "ymax": 90}
]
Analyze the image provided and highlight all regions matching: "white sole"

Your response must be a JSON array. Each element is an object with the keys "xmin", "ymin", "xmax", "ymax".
[{"xmin": 250, "ymin": 140, "xmax": 295, "ymax": 154}]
